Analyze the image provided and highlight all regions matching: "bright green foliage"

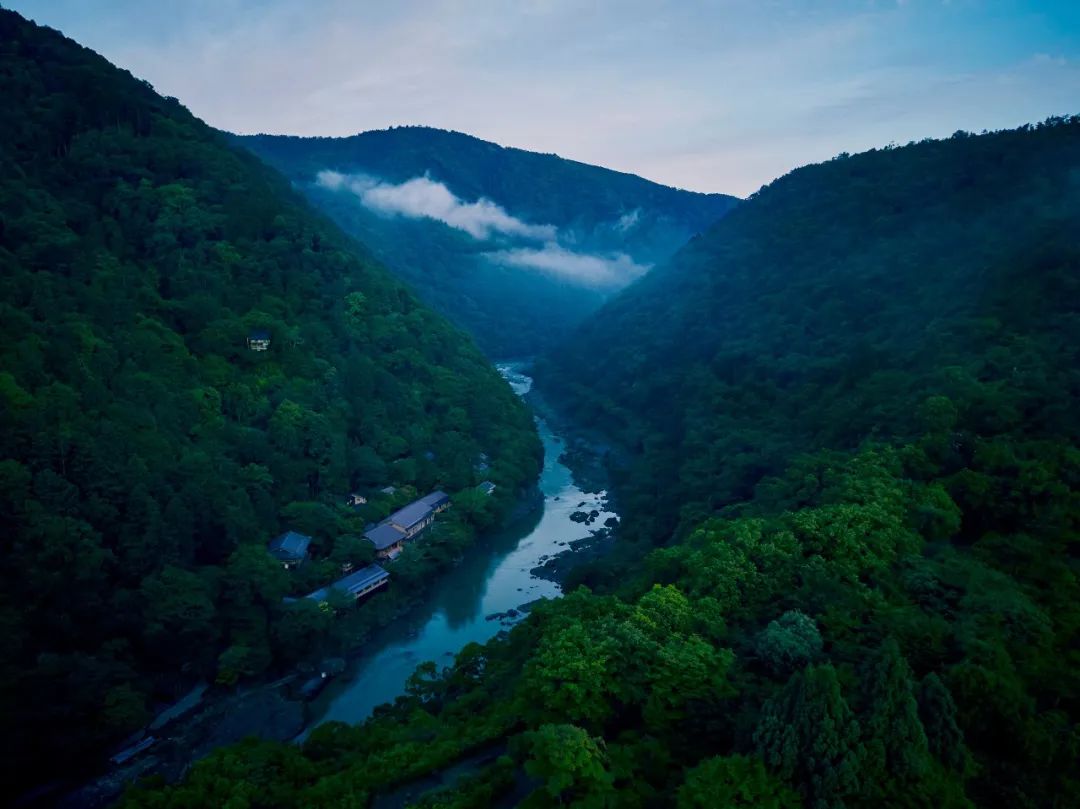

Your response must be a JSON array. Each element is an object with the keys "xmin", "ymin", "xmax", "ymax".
[
  {"xmin": 0, "ymin": 9, "xmax": 540, "ymax": 792},
  {"xmin": 526, "ymin": 619, "xmax": 614, "ymax": 726},
  {"xmin": 522, "ymin": 724, "xmax": 613, "ymax": 805},
  {"xmin": 755, "ymin": 664, "xmax": 864, "ymax": 809},
  {"xmin": 677, "ymin": 755, "xmax": 800, "ymax": 809}
]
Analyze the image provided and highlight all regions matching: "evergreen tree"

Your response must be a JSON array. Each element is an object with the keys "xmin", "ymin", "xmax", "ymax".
[
  {"xmin": 917, "ymin": 673, "xmax": 971, "ymax": 776},
  {"xmin": 754, "ymin": 664, "xmax": 864, "ymax": 809},
  {"xmin": 860, "ymin": 638, "xmax": 933, "ymax": 803}
]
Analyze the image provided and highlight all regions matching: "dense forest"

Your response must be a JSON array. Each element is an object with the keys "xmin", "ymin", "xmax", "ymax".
[
  {"xmin": 127, "ymin": 120, "xmax": 1080, "ymax": 807},
  {"xmin": 239, "ymin": 129, "xmax": 737, "ymax": 356},
  {"xmin": 0, "ymin": 9, "xmax": 541, "ymax": 797}
]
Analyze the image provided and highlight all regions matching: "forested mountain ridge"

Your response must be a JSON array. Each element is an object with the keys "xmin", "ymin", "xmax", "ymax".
[
  {"xmin": 0, "ymin": 8, "xmax": 540, "ymax": 795},
  {"xmin": 537, "ymin": 119, "xmax": 1080, "ymax": 546},
  {"xmin": 238, "ymin": 128, "xmax": 738, "ymax": 356},
  {"xmin": 130, "ymin": 120, "xmax": 1080, "ymax": 807}
]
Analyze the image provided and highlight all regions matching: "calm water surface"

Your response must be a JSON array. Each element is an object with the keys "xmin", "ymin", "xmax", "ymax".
[{"xmin": 303, "ymin": 365, "xmax": 616, "ymax": 728}]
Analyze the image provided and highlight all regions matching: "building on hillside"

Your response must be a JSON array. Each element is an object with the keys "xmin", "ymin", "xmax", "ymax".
[
  {"xmin": 387, "ymin": 500, "xmax": 436, "ymax": 538},
  {"xmin": 247, "ymin": 329, "xmax": 271, "ymax": 351},
  {"xmin": 267, "ymin": 531, "xmax": 312, "ymax": 568},
  {"xmin": 363, "ymin": 522, "xmax": 407, "ymax": 558},
  {"xmin": 418, "ymin": 490, "xmax": 452, "ymax": 514},
  {"xmin": 477, "ymin": 481, "xmax": 497, "ymax": 496},
  {"xmin": 305, "ymin": 564, "xmax": 389, "ymax": 605},
  {"xmin": 379, "ymin": 485, "xmax": 398, "ymax": 495},
  {"xmin": 346, "ymin": 493, "xmax": 367, "ymax": 508}
]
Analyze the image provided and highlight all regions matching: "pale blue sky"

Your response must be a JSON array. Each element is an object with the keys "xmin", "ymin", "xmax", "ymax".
[{"xmin": 8, "ymin": 1, "xmax": 1080, "ymax": 195}]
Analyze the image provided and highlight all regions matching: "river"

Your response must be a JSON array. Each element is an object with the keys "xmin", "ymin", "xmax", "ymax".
[{"xmin": 301, "ymin": 364, "xmax": 617, "ymax": 729}]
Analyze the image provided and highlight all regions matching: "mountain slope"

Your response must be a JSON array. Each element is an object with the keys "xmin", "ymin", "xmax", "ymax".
[
  {"xmin": 0, "ymin": 9, "xmax": 539, "ymax": 794},
  {"xmin": 238, "ymin": 127, "xmax": 738, "ymax": 356},
  {"xmin": 538, "ymin": 120, "xmax": 1080, "ymax": 546},
  {"xmin": 125, "ymin": 121, "xmax": 1080, "ymax": 808}
]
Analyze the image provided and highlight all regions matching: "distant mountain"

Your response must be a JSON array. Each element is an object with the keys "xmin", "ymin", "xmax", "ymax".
[
  {"xmin": 0, "ymin": 9, "xmax": 539, "ymax": 795},
  {"xmin": 238, "ymin": 127, "xmax": 738, "ymax": 356}
]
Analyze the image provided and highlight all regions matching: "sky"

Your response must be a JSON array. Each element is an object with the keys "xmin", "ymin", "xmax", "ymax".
[{"xmin": 8, "ymin": 1, "xmax": 1080, "ymax": 195}]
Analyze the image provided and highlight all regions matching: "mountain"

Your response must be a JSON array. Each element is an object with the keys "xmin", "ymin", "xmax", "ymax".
[
  {"xmin": 132, "ymin": 121, "xmax": 1080, "ymax": 807},
  {"xmin": 0, "ymin": 9, "xmax": 540, "ymax": 795},
  {"xmin": 237, "ymin": 127, "xmax": 738, "ymax": 356},
  {"xmin": 537, "ymin": 120, "xmax": 1080, "ymax": 547}
]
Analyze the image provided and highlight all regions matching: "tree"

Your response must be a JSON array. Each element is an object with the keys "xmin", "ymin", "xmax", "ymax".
[
  {"xmin": 524, "ymin": 619, "xmax": 613, "ymax": 727},
  {"xmin": 917, "ymin": 673, "xmax": 970, "ymax": 776},
  {"xmin": 860, "ymin": 638, "xmax": 933, "ymax": 802},
  {"xmin": 755, "ymin": 664, "xmax": 864, "ymax": 809},
  {"xmin": 677, "ymin": 755, "xmax": 800, "ymax": 809},
  {"xmin": 522, "ymin": 724, "xmax": 613, "ymax": 806},
  {"xmin": 756, "ymin": 611, "xmax": 823, "ymax": 677}
]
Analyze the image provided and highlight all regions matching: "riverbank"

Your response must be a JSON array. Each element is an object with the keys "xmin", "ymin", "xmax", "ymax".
[
  {"xmin": 297, "ymin": 377, "xmax": 618, "ymax": 728},
  {"xmin": 52, "ymin": 366, "xmax": 616, "ymax": 808}
]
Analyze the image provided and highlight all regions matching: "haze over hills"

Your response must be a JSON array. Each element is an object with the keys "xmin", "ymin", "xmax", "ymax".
[{"xmin": 238, "ymin": 127, "xmax": 738, "ymax": 356}]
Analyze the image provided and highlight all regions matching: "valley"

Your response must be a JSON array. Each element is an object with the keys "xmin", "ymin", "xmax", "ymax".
[{"xmin": 2, "ymin": 5, "xmax": 1079, "ymax": 809}]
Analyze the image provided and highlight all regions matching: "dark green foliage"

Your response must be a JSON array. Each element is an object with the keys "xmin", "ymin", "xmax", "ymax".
[
  {"xmin": 755, "ymin": 610, "xmax": 823, "ymax": 677},
  {"xmin": 859, "ymin": 639, "xmax": 933, "ymax": 802},
  {"xmin": 0, "ymin": 9, "xmax": 540, "ymax": 794},
  {"xmin": 536, "ymin": 117, "xmax": 1080, "ymax": 549},
  {"xmin": 677, "ymin": 755, "xmax": 800, "ymax": 809},
  {"xmin": 917, "ymin": 673, "xmax": 970, "ymax": 776},
  {"xmin": 754, "ymin": 664, "xmax": 864, "ymax": 809},
  {"xmin": 239, "ymin": 128, "xmax": 738, "ymax": 356},
  {"xmin": 35, "ymin": 30, "xmax": 1077, "ymax": 808}
]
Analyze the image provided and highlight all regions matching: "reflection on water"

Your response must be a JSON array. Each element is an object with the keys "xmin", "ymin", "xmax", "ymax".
[{"xmin": 302, "ymin": 366, "xmax": 616, "ymax": 728}]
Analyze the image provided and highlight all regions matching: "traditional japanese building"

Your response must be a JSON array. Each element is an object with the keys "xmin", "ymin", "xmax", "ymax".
[
  {"xmin": 418, "ymin": 490, "xmax": 452, "ymax": 514},
  {"xmin": 363, "ymin": 522, "xmax": 407, "ymax": 558},
  {"xmin": 267, "ymin": 530, "xmax": 312, "ymax": 568},
  {"xmin": 386, "ymin": 500, "xmax": 436, "ymax": 538},
  {"xmin": 305, "ymin": 564, "xmax": 389, "ymax": 604}
]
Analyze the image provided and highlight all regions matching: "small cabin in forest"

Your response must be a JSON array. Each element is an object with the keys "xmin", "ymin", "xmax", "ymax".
[
  {"xmin": 267, "ymin": 531, "xmax": 311, "ymax": 568},
  {"xmin": 247, "ymin": 330, "xmax": 271, "ymax": 351},
  {"xmin": 346, "ymin": 493, "xmax": 368, "ymax": 508},
  {"xmin": 478, "ymin": 481, "xmax": 497, "ymax": 496}
]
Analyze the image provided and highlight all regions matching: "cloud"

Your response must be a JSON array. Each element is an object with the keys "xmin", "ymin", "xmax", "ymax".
[
  {"xmin": 316, "ymin": 171, "xmax": 556, "ymax": 241},
  {"xmin": 614, "ymin": 208, "xmax": 641, "ymax": 233},
  {"xmin": 486, "ymin": 242, "xmax": 649, "ymax": 288},
  {"xmin": 317, "ymin": 169, "xmax": 646, "ymax": 288}
]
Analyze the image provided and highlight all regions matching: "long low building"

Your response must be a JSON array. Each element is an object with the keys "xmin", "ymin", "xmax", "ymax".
[
  {"xmin": 363, "ymin": 490, "xmax": 452, "ymax": 556},
  {"xmin": 364, "ymin": 523, "xmax": 407, "ymax": 558},
  {"xmin": 386, "ymin": 500, "xmax": 436, "ymax": 538},
  {"xmin": 305, "ymin": 563, "xmax": 389, "ymax": 604}
]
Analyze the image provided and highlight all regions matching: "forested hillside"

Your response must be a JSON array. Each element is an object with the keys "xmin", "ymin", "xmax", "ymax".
[
  {"xmin": 0, "ymin": 9, "xmax": 540, "ymax": 795},
  {"xmin": 239, "ymin": 128, "xmax": 738, "ymax": 356},
  {"xmin": 129, "ymin": 120, "xmax": 1080, "ymax": 808}
]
